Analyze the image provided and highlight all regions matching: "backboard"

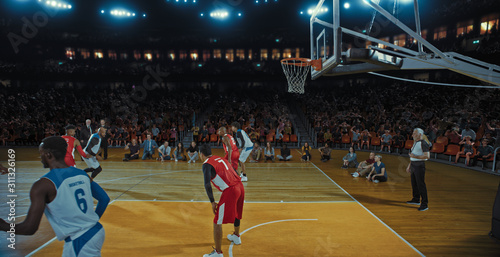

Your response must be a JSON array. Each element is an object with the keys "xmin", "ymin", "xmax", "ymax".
[{"xmin": 309, "ymin": 0, "xmax": 500, "ymax": 86}]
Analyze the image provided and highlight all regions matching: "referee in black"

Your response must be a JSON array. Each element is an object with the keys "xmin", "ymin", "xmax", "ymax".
[{"xmin": 406, "ymin": 128, "xmax": 430, "ymax": 211}]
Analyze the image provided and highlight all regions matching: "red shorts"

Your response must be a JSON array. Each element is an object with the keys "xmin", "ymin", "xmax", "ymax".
[
  {"xmin": 65, "ymin": 156, "xmax": 76, "ymax": 167},
  {"xmin": 224, "ymin": 152, "xmax": 240, "ymax": 171},
  {"xmin": 214, "ymin": 182, "xmax": 245, "ymax": 224}
]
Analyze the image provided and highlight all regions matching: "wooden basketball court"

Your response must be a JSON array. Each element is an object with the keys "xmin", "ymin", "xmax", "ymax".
[{"xmin": 0, "ymin": 148, "xmax": 499, "ymax": 256}]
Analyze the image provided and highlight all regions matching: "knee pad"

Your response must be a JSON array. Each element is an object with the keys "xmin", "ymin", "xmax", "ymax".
[{"xmin": 234, "ymin": 218, "xmax": 240, "ymax": 227}]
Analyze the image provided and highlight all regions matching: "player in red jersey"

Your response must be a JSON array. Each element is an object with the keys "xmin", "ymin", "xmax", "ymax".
[
  {"xmin": 218, "ymin": 127, "xmax": 240, "ymax": 172},
  {"xmin": 61, "ymin": 125, "xmax": 87, "ymax": 167},
  {"xmin": 199, "ymin": 144, "xmax": 244, "ymax": 257}
]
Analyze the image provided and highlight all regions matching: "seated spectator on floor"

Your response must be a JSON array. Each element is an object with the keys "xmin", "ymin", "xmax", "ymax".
[
  {"xmin": 173, "ymin": 142, "xmax": 186, "ymax": 161},
  {"xmin": 380, "ymin": 130, "xmax": 393, "ymax": 152},
  {"xmin": 249, "ymin": 142, "xmax": 262, "ymax": 163},
  {"xmin": 367, "ymin": 155, "xmax": 387, "ymax": 183},
  {"xmin": 319, "ymin": 143, "xmax": 332, "ymax": 162},
  {"xmin": 264, "ymin": 142, "xmax": 275, "ymax": 162},
  {"xmin": 301, "ymin": 142, "xmax": 312, "ymax": 162},
  {"xmin": 455, "ymin": 136, "xmax": 474, "ymax": 166},
  {"xmin": 351, "ymin": 152, "xmax": 376, "ymax": 177},
  {"xmin": 461, "ymin": 124, "xmax": 476, "ymax": 141},
  {"xmin": 141, "ymin": 134, "xmax": 158, "ymax": 160},
  {"xmin": 342, "ymin": 147, "xmax": 358, "ymax": 169},
  {"xmin": 445, "ymin": 127, "xmax": 461, "ymax": 145},
  {"xmin": 351, "ymin": 128, "xmax": 361, "ymax": 149},
  {"xmin": 187, "ymin": 141, "xmax": 199, "ymax": 163},
  {"xmin": 471, "ymin": 139, "xmax": 494, "ymax": 169},
  {"xmin": 123, "ymin": 139, "xmax": 140, "ymax": 161},
  {"xmin": 277, "ymin": 144, "xmax": 292, "ymax": 161},
  {"xmin": 158, "ymin": 141, "xmax": 171, "ymax": 162}
]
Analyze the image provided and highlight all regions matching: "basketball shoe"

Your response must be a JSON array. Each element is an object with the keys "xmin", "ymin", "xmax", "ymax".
[{"xmin": 227, "ymin": 233, "xmax": 241, "ymax": 245}]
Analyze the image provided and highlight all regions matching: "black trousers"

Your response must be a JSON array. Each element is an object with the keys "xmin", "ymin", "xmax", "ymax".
[
  {"xmin": 100, "ymin": 140, "xmax": 108, "ymax": 159},
  {"xmin": 123, "ymin": 153, "xmax": 139, "ymax": 161},
  {"xmin": 472, "ymin": 155, "xmax": 489, "ymax": 167},
  {"xmin": 410, "ymin": 161, "xmax": 428, "ymax": 207}
]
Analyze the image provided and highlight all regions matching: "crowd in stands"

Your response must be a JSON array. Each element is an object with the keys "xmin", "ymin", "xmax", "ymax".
[{"xmin": 0, "ymin": 83, "xmax": 207, "ymax": 147}]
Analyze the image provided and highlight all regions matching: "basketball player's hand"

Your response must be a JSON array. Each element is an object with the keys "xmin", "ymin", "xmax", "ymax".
[
  {"xmin": 0, "ymin": 164, "xmax": 8, "ymax": 175},
  {"xmin": 96, "ymin": 155, "xmax": 103, "ymax": 161},
  {"xmin": 211, "ymin": 202, "xmax": 217, "ymax": 215}
]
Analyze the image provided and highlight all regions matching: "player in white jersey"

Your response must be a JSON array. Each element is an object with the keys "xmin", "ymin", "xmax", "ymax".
[
  {"xmin": 0, "ymin": 136, "xmax": 110, "ymax": 256},
  {"xmin": 231, "ymin": 122, "xmax": 253, "ymax": 182},
  {"xmin": 83, "ymin": 127, "xmax": 107, "ymax": 179}
]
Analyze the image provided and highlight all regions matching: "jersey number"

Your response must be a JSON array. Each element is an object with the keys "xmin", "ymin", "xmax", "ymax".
[
  {"xmin": 74, "ymin": 189, "xmax": 88, "ymax": 213},
  {"xmin": 216, "ymin": 159, "xmax": 229, "ymax": 171}
]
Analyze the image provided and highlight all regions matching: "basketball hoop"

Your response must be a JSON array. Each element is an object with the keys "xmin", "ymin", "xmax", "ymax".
[{"xmin": 281, "ymin": 58, "xmax": 322, "ymax": 94}]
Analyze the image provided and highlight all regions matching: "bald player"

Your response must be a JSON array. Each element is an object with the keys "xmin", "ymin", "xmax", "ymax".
[
  {"xmin": 62, "ymin": 125, "xmax": 88, "ymax": 167},
  {"xmin": 83, "ymin": 127, "xmax": 107, "ymax": 179},
  {"xmin": 218, "ymin": 127, "xmax": 240, "ymax": 172}
]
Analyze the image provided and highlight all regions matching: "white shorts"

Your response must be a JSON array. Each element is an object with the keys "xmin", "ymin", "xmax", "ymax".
[
  {"xmin": 63, "ymin": 225, "xmax": 105, "ymax": 257},
  {"xmin": 239, "ymin": 147, "xmax": 253, "ymax": 163},
  {"xmin": 83, "ymin": 154, "xmax": 100, "ymax": 169}
]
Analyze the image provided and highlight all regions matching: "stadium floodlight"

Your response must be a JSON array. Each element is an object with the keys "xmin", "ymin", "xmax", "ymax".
[
  {"xmin": 238, "ymin": 12, "xmax": 242, "ymax": 17},
  {"xmin": 40, "ymin": 0, "xmax": 72, "ymax": 10},
  {"xmin": 143, "ymin": 13, "xmax": 146, "ymax": 17},
  {"xmin": 210, "ymin": 10, "xmax": 229, "ymax": 19},
  {"xmin": 101, "ymin": 10, "xmax": 105, "ymax": 14},
  {"xmin": 110, "ymin": 8, "xmax": 137, "ymax": 18},
  {"xmin": 344, "ymin": 2, "xmax": 350, "ymax": 9},
  {"xmin": 200, "ymin": 13, "xmax": 204, "ymax": 17},
  {"xmin": 307, "ymin": 7, "xmax": 327, "ymax": 15}
]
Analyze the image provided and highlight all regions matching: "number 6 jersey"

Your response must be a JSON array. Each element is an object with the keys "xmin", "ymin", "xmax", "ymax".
[{"xmin": 42, "ymin": 167, "xmax": 100, "ymax": 241}]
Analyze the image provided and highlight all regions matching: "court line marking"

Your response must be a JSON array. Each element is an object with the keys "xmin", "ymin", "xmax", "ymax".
[
  {"xmin": 228, "ymin": 219, "xmax": 318, "ymax": 257},
  {"xmin": 309, "ymin": 162, "xmax": 425, "ymax": 257},
  {"xmin": 97, "ymin": 169, "xmax": 200, "ymax": 183},
  {"xmin": 110, "ymin": 199, "xmax": 355, "ymax": 204},
  {"xmin": 24, "ymin": 168, "xmax": 171, "ymax": 257},
  {"xmin": 25, "ymin": 237, "xmax": 57, "ymax": 257}
]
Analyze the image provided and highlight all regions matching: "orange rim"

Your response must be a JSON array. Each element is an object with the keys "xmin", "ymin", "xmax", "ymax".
[{"xmin": 281, "ymin": 58, "xmax": 322, "ymax": 71}]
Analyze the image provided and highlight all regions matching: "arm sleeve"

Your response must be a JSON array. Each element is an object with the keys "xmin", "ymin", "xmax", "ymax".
[
  {"xmin": 91, "ymin": 181, "xmax": 110, "ymax": 218},
  {"xmin": 421, "ymin": 141, "xmax": 430, "ymax": 152},
  {"xmin": 86, "ymin": 137, "xmax": 100, "ymax": 156},
  {"xmin": 202, "ymin": 163, "xmax": 216, "ymax": 203},
  {"xmin": 76, "ymin": 145, "xmax": 87, "ymax": 158}
]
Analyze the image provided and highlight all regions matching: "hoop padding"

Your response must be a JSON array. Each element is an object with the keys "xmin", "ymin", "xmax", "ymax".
[{"xmin": 281, "ymin": 58, "xmax": 319, "ymax": 94}]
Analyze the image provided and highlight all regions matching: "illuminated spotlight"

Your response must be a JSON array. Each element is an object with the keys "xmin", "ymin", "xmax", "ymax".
[
  {"xmin": 184, "ymin": 0, "xmax": 187, "ymax": 2},
  {"xmin": 255, "ymin": 0, "xmax": 258, "ymax": 3},
  {"xmin": 344, "ymin": 2, "xmax": 350, "ymax": 9},
  {"xmin": 200, "ymin": 13, "xmax": 204, "ymax": 17},
  {"xmin": 210, "ymin": 10, "xmax": 229, "ymax": 19},
  {"xmin": 110, "ymin": 9, "xmax": 136, "ymax": 18},
  {"xmin": 42, "ymin": 0, "xmax": 73, "ymax": 10},
  {"xmin": 143, "ymin": 13, "xmax": 146, "ymax": 17},
  {"xmin": 300, "ymin": 11, "xmax": 303, "ymax": 15},
  {"xmin": 193, "ymin": 0, "xmax": 196, "ymax": 2},
  {"xmin": 307, "ymin": 7, "xmax": 328, "ymax": 15},
  {"xmin": 238, "ymin": 12, "xmax": 242, "ymax": 17},
  {"xmin": 101, "ymin": 10, "xmax": 105, "ymax": 14}
]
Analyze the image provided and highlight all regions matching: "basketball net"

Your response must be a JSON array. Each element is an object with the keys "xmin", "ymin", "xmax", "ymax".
[{"xmin": 281, "ymin": 58, "xmax": 322, "ymax": 94}]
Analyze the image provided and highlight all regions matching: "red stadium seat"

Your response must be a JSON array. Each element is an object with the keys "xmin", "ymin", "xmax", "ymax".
[
  {"xmin": 430, "ymin": 142, "xmax": 445, "ymax": 158},
  {"xmin": 341, "ymin": 134, "xmax": 351, "ymax": 148},
  {"xmin": 443, "ymin": 144, "xmax": 460, "ymax": 162},
  {"xmin": 371, "ymin": 137, "xmax": 381, "ymax": 151}
]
